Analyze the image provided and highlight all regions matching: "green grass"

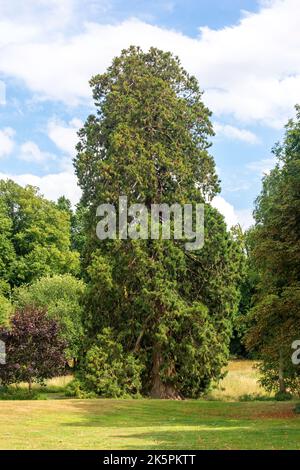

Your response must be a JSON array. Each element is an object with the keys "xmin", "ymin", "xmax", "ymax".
[
  {"xmin": 1, "ymin": 362, "xmax": 299, "ymax": 449},
  {"xmin": 0, "ymin": 399, "xmax": 300, "ymax": 450},
  {"xmin": 0, "ymin": 375, "xmax": 74, "ymax": 400}
]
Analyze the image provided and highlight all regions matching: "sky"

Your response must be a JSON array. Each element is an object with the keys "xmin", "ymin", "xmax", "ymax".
[{"xmin": 0, "ymin": 0, "xmax": 299, "ymax": 229}]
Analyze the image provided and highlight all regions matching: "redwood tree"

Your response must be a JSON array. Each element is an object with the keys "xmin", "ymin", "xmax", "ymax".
[{"xmin": 74, "ymin": 47, "xmax": 243, "ymax": 398}]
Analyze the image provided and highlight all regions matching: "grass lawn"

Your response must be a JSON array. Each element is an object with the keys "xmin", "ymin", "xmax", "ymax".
[
  {"xmin": 0, "ymin": 399, "xmax": 300, "ymax": 450},
  {"xmin": 1, "ymin": 361, "xmax": 299, "ymax": 450}
]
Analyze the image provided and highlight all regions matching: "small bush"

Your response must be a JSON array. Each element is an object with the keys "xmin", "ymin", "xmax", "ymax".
[
  {"xmin": 0, "ymin": 386, "xmax": 46, "ymax": 400},
  {"xmin": 239, "ymin": 393, "xmax": 274, "ymax": 402},
  {"xmin": 294, "ymin": 403, "xmax": 300, "ymax": 414},
  {"xmin": 274, "ymin": 391, "xmax": 293, "ymax": 401},
  {"xmin": 65, "ymin": 379, "xmax": 96, "ymax": 399}
]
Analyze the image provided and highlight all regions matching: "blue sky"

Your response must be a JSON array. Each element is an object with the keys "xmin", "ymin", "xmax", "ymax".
[{"xmin": 0, "ymin": 0, "xmax": 299, "ymax": 228}]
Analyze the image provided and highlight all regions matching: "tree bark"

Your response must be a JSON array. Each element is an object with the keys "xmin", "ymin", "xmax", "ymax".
[
  {"xmin": 279, "ymin": 349, "xmax": 286, "ymax": 394},
  {"xmin": 150, "ymin": 344, "xmax": 182, "ymax": 399},
  {"xmin": 133, "ymin": 314, "xmax": 152, "ymax": 353}
]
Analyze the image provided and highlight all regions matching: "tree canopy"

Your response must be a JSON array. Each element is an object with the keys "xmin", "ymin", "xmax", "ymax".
[
  {"xmin": 0, "ymin": 180, "xmax": 80, "ymax": 287},
  {"xmin": 13, "ymin": 274, "xmax": 85, "ymax": 363}
]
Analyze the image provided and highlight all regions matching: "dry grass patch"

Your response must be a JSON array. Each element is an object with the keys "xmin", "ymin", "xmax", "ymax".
[{"xmin": 208, "ymin": 360, "xmax": 271, "ymax": 401}]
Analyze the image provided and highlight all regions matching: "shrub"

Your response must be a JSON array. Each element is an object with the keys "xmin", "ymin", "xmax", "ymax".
[
  {"xmin": 294, "ymin": 403, "xmax": 300, "ymax": 414},
  {"xmin": 65, "ymin": 379, "xmax": 96, "ymax": 399},
  {"xmin": 274, "ymin": 391, "xmax": 293, "ymax": 401},
  {"xmin": 0, "ymin": 307, "xmax": 67, "ymax": 390},
  {"xmin": 0, "ymin": 386, "xmax": 45, "ymax": 400},
  {"xmin": 13, "ymin": 274, "xmax": 85, "ymax": 363}
]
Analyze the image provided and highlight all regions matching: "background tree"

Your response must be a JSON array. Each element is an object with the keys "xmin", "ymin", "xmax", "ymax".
[
  {"xmin": 0, "ymin": 197, "xmax": 16, "ymax": 284},
  {"xmin": 0, "ymin": 296, "xmax": 12, "ymax": 326},
  {"xmin": 0, "ymin": 307, "xmax": 67, "ymax": 391},
  {"xmin": 74, "ymin": 46, "xmax": 243, "ymax": 398},
  {"xmin": 0, "ymin": 180, "xmax": 80, "ymax": 287},
  {"xmin": 13, "ymin": 274, "xmax": 85, "ymax": 364},
  {"xmin": 56, "ymin": 196, "xmax": 88, "ymax": 263},
  {"xmin": 230, "ymin": 226, "xmax": 258, "ymax": 358},
  {"xmin": 245, "ymin": 106, "xmax": 300, "ymax": 395},
  {"xmin": 0, "ymin": 281, "xmax": 13, "ymax": 326}
]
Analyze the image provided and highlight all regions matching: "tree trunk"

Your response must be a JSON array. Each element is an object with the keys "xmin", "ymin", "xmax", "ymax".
[
  {"xmin": 150, "ymin": 344, "xmax": 182, "ymax": 399},
  {"xmin": 279, "ymin": 349, "xmax": 286, "ymax": 394},
  {"xmin": 28, "ymin": 378, "xmax": 32, "ymax": 393}
]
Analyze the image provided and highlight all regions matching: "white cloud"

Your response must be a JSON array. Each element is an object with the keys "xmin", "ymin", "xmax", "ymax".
[
  {"xmin": 214, "ymin": 122, "xmax": 260, "ymax": 144},
  {"xmin": 247, "ymin": 157, "xmax": 276, "ymax": 175},
  {"xmin": 18, "ymin": 141, "xmax": 54, "ymax": 164},
  {"xmin": 235, "ymin": 208, "xmax": 254, "ymax": 229},
  {"xmin": 211, "ymin": 195, "xmax": 254, "ymax": 229},
  {"xmin": 48, "ymin": 118, "xmax": 82, "ymax": 157},
  {"xmin": 0, "ymin": 0, "xmax": 299, "ymax": 126},
  {"xmin": 0, "ymin": 170, "xmax": 81, "ymax": 206},
  {"xmin": 0, "ymin": 127, "xmax": 15, "ymax": 158},
  {"xmin": 0, "ymin": 81, "xmax": 6, "ymax": 105},
  {"xmin": 212, "ymin": 196, "xmax": 238, "ymax": 228}
]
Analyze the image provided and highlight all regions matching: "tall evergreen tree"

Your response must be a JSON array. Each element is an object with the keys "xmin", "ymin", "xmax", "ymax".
[{"xmin": 74, "ymin": 47, "xmax": 243, "ymax": 398}]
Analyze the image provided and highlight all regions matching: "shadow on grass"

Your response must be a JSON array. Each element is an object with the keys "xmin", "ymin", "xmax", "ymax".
[
  {"xmin": 111, "ymin": 427, "xmax": 254, "ymax": 450},
  {"xmin": 59, "ymin": 399, "xmax": 264, "ymax": 429},
  {"xmin": 57, "ymin": 400, "xmax": 300, "ymax": 449},
  {"xmin": 112, "ymin": 424, "xmax": 300, "ymax": 450}
]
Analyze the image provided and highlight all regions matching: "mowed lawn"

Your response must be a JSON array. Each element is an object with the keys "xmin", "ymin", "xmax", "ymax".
[
  {"xmin": 0, "ymin": 399, "xmax": 300, "ymax": 450},
  {"xmin": 1, "ymin": 362, "xmax": 299, "ymax": 450}
]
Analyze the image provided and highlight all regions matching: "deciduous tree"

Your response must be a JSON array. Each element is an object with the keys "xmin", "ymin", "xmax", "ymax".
[
  {"xmin": 245, "ymin": 106, "xmax": 300, "ymax": 395},
  {"xmin": 0, "ymin": 307, "xmax": 67, "ymax": 391},
  {"xmin": 13, "ymin": 274, "xmax": 85, "ymax": 363},
  {"xmin": 0, "ymin": 180, "xmax": 80, "ymax": 287}
]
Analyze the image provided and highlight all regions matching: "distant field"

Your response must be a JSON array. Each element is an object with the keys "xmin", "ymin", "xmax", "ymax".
[
  {"xmin": 20, "ymin": 360, "xmax": 267, "ymax": 400},
  {"xmin": 208, "ymin": 360, "xmax": 270, "ymax": 401},
  {"xmin": 0, "ymin": 399, "xmax": 299, "ymax": 450}
]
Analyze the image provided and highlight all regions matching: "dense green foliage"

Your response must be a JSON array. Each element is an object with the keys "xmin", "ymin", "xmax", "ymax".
[
  {"xmin": 0, "ymin": 180, "xmax": 80, "ymax": 287},
  {"xmin": 230, "ymin": 227, "xmax": 258, "ymax": 357},
  {"xmin": 77, "ymin": 328, "xmax": 143, "ymax": 398},
  {"xmin": 13, "ymin": 275, "xmax": 85, "ymax": 362},
  {"xmin": 0, "ymin": 294, "xmax": 12, "ymax": 326},
  {"xmin": 245, "ymin": 106, "xmax": 300, "ymax": 394},
  {"xmin": 0, "ymin": 198, "xmax": 15, "ymax": 283},
  {"xmin": 74, "ymin": 47, "xmax": 243, "ymax": 398},
  {"xmin": 0, "ymin": 281, "xmax": 12, "ymax": 326}
]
